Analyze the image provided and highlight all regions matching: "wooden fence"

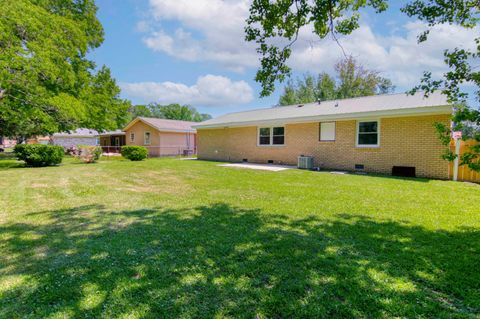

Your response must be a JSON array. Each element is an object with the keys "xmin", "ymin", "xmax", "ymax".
[{"xmin": 449, "ymin": 140, "xmax": 480, "ymax": 183}]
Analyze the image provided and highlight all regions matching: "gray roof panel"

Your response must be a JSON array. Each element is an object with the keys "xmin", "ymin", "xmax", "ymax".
[{"xmin": 194, "ymin": 91, "xmax": 451, "ymax": 129}]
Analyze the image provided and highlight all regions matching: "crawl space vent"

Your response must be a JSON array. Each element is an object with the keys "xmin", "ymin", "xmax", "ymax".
[{"xmin": 392, "ymin": 166, "xmax": 416, "ymax": 178}]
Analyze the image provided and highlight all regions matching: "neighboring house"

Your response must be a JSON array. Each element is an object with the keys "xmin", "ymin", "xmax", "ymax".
[
  {"xmin": 123, "ymin": 117, "xmax": 197, "ymax": 157},
  {"xmin": 99, "ymin": 130, "xmax": 126, "ymax": 153},
  {"xmin": 194, "ymin": 91, "xmax": 453, "ymax": 179},
  {"xmin": 27, "ymin": 136, "xmax": 51, "ymax": 145},
  {"xmin": 0, "ymin": 137, "xmax": 17, "ymax": 148},
  {"xmin": 52, "ymin": 128, "xmax": 99, "ymax": 149}
]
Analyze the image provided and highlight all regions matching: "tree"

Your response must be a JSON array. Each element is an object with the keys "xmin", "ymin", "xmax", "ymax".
[
  {"xmin": 335, "ymin": 56, "xmax": 394, "ymax": 98},
  {"xmin": 317, "ymin": 73, "xmax": 337, "ymax": 101},
  {"xmin": 0, "ymin": 0, "xmax": 130, "ymax": 138},
  {"xmin": 246, "ymin": 0, "xmax": 480, "ymax": 171},
  {"xmin": 128, "ymin": 103, "xmax": 212, "ymax": 122},
  {"xmin": 128, "ymin": 105, "xmax": 153, "ymax": 118},
  {"xmin": 278, "ymin": 57, "xmax": 394, "ymax": 105}
]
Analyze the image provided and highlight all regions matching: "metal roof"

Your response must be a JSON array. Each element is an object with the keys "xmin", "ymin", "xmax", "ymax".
[
  {"xmin": 53, "ymin": 128, "xmax": 99, "ymax": 137},
  {"xmin": 99, "ymin": 130, "xmax": 125, "ymax": 136},
  {"xmin": 124, "ymin": 117, "xmax": 197, "ymax": 133},
  {"xmin": 194, "ymin": 91, "xmax": 451, "ymax": 129}
]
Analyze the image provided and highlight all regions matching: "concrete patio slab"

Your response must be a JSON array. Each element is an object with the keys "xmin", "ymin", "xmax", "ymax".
[{"xmin": 219, "ymin": 163, "xmax": 295, "ymax": 172}]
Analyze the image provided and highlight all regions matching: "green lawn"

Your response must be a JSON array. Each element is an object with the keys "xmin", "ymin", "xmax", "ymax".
[{"xmin": 0, "ymin": 156, "xmax": 479, "ymax": 318}]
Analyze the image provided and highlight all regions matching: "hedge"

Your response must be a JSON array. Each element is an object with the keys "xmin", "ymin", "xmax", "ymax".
[
  {"xmin": 121, "ymin": 146, "xmax": 148, "ymax": 161},
  {"xmin": 14, "ymin": 144, "xmax": 64, "ymax": 167}
]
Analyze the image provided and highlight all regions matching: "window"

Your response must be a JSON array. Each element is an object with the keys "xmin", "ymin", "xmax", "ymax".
[
  {"xmin": 259, "ymin": 127, "xmax": 270, "ymax": 145},
  {"xmin": 320, "ymin": 122, "xmax": 336, "ymax": 141},
  {"xmin": 258, "ymin": 127, "xmax": 285, "ymax": 146},
  {"xmin": 272, "ymin": 127, "xmax": 285, "ymax": 145},
  {"xmin": 357, "ymin": 120, "xmax": 379, "ymax": 147},
  {"xmin": 144, "ymin": 132, "xmax": 151, "ymax": 145},
  {"xmin": 130, "ymin": 133, "xmax": 135, "ymax": 142}
]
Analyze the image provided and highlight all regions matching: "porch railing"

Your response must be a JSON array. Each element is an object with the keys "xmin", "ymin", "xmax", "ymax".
[{"xmin": 101, "ymin": 145, "xmax": 197, "ymax": 157}]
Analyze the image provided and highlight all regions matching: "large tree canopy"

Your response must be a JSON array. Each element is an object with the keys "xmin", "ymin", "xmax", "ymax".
[
  {"xmin": 246, "ymin": 0, "xmax": 480, "ymax": 170},
  {"xmin": 279, "ymin": 56, "xmax": 394, "ymax": 105},
  {"xmin": 128, "ymin": 103, "xmax": 212, "ymax": 122},
  {"xmin": 0, "ymin": 0, "xmax": 130, "ymax": 138}
]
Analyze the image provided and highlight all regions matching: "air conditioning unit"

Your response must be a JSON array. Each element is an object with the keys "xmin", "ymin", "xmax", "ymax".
[{"xmin": 298, "ymin": 155, "xmax": 314, "ymax": 170}]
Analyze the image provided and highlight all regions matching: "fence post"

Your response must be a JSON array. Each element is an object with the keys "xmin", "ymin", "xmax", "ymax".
[
  {"xmin": 453, "ymin": 140, "xmax": 460, "ymax": 181},
  {"xmin": 452, "ymin": 131, "xmax": 464, "ymax": 181}
]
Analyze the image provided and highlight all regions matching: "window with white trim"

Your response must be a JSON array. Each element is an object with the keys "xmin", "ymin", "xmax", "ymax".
[
  {"xmin": 320, "ymin": 122, "xmax": 336, "ymax": 141},
  {"xmin": 258, "ymin": 127, "xmax": 285, "ymax": 146},
  {"xmin": 144, "ymin": 132, "xmax": 151, "ymax": 145},
  {"xmin": 357, "ymin": 121, "xmax": 379, "ymax": 147},
  {"xmin": 130, "ymin": 133, "xmax": 135, "ymax": 142}
]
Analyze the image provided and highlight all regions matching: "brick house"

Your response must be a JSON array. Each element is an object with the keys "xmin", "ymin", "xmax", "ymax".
[
  {"xmin": 51, "ymin": 128, "xmax": 99, "ymax": 149},
  {"xmin": 123, "ymin": 117, "xmax": 197, "ymax": 157},
  {"xmin": 194, "ymin": 92, "xmax": 453, "ymax": 179},
  {"xmin": 0, "ymin": 136, "xmax": 17, "ymax": 148}
]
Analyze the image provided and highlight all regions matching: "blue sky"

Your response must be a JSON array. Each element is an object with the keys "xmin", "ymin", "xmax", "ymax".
[{"xmin": 89, "ymin": 0, "xmax": 477, "ymax": 117}]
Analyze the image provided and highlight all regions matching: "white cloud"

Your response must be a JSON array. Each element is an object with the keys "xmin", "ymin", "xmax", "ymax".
[
  {"xmin": 140, "ymin": 0, "xmax": 479, "ymax": 89},
  {"xmin": 120, "ymin": 75, "xmax": 254, "ymax": 107},
  {"xmin": 289, "ymin": 22, "xmax": 479, "ymax": 88},
  {"xmin": 143, "ymin": 0, "xmax": 257, "ymax": 72}
]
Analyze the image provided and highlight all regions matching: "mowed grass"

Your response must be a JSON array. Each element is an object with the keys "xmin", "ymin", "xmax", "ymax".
[{"xmin": 0, "ymin": 156, "xmax": 479, "ymax": 318}]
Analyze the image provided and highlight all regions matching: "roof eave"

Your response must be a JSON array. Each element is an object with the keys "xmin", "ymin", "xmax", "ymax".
[
  {"xmin": 99, "ymin": 132, "xmax": 126, "ymax": 137},
  {"xmin": 193, "ymin": 105, "xmax": 452, "ymax": 129},
  {"xmin": 123, "ymin": 117, "xmax": 196, "ymax": 133},
  {"xmin": 53, "ymin": 135, "xmax": 98, "ymax": 138}
]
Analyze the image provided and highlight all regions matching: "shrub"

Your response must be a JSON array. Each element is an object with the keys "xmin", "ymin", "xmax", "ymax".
[
  {"xmin": 65, "ymin": 146, "xmax": 78, "ymax": 156},
  {"xmin": 77, "ymin": 145, "xmax": 103, "ymax": 163},
  {"xmin": 121, "ymin": 146, "xmax": 148, "ymax": 161},
  {"xmin": 14, "ymin": 144, "xmax": 64, "ymax": 167}
]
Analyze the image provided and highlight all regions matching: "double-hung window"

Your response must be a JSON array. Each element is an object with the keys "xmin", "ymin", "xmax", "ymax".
[
  {"xmin": 258, "ymin": 127, "xmax": 285, "ymax": 146},
  {"xmin": 357, "ymin": 120, "xmax": 379, "ymax": 147},
  {"xmin": 130, "ymin": 133, "xmax": 135, "ymax": 142}
]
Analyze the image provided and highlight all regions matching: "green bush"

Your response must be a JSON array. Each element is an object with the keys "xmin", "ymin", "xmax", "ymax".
[
  {"xmin": 14, "ymin": 144, "xmax": 64, "ymax": 167},
  {"xmin": 77, "ymin": 145, "xmax": 103, "ymax": 163},
  {"xmin": 121, "ymin": 146, "xmax": 148, "ymax": 161}
]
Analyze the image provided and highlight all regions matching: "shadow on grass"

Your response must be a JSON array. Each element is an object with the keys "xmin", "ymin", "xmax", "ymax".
[
  {"xmin": 323, "ymin": 170, "xmax": 432, "ymax": 183},
  {"xmin": 0, "ymin": 153, "xmax": 23, "ymax": 170},
  {"xmin": 0, "ymin": 204, "xmax": 478, "ymax": 318}
]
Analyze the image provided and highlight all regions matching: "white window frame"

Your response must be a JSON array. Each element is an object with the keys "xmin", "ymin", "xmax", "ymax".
[
  {"xmin": 130, "ymin": 133, "xmax": 135, "ymax": 142},
  {"xmin": 257, "ymin": 126, "xmax": 285, "ymax": 147},
  {"xmin": 144, "ymin": 131, "xmax": 151, "ymax": 145},
  {"xmin": 356, "ymin": 119, "xmax": 380, "ymax": 148},
  {"xmin": 319, "ymin": 122, "xmax": 336, "ymax": 142}
]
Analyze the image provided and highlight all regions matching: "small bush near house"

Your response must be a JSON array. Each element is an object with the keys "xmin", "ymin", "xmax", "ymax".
[
  {"xmin": 14, "ymin": 144, "xmax": 64, "ymax": 167},
  {"xmin": 77, "ymin": 145, "xmax": 103, "ymax": 163},
  {"xmin": 65, "ymin": 146, "xmax": 78, "ymax": 156},
  {"xmin": 121, "ymin": 146, "xmax": 148, "ymax": 161}
]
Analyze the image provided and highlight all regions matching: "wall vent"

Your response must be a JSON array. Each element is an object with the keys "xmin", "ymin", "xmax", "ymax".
[
  {"xmin": 355, "ymin": 164, "xmax": 365, "ymax": 170},
  {"xmin": 267, "ymin": 160, "xmax": 274, "ymax": 164},
  {"xmin": 392, "ymin": 166, "xmax": 416, "ymax": 177},
  {"xmin": 242, "ymin": 158, "xmax": 248, "ymax": 163}
]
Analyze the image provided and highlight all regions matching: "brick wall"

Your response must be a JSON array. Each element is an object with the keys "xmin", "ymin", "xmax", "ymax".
[
  {"xmin": 52, "ymin": 137, "xmax": 98, "ymax": 149},
  {"xmin": 197, "ymin": 114, "xmax": 451, "ymax": 179}
]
